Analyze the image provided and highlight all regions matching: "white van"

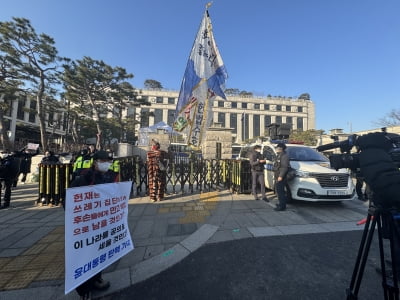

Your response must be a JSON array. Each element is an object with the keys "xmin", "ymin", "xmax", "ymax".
[{"xmin": 240, "ymin": 142, "xmax": 356, "ymax": 202}]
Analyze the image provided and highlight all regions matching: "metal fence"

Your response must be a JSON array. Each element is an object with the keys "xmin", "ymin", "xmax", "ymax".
[{"xmin": 37, "ymin": 157, "xmax": 253, "ymax": 206}]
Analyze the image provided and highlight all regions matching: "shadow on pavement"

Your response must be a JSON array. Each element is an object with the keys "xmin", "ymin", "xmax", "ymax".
[{"xmin": 99, "ymin": 230, "xmax": 386, "ymax": 300}]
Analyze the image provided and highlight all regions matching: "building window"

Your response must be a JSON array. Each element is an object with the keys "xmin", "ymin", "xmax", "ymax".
[
  {"xmin": 231, "ymin": 102, "xmax": 237, "ymax": 108},
  {"xmin": 276, "ymin": 105, "xmax": 282, "ymax": 111},
  {"xmin": 230, "ymin": 113, "xmax": 237, "ymax": 134},
  {"xmin": 264, "ymin": 104, "xmax": 270, "ymax": 110},
  {"xmin": 140, "ymin": 108, "xmax": 150, "ymax": 127},
  {"xmin": 218, "ymin": 101, "xmax": 224, "ymax": 107},
  {"xmin": 218, "ymin": 112, "xmax": 226, "ymax": 127},
  {"xmin": 286, "ymin": 105, "xmax": 291, "ymax": 112},
  {"xmin": 276, "ymin": 116, "xmax": 282, "ymax": 124},
  {"xmin": 154, "ymin": 109, "xmax": 163, "ymax": 123},
  {"xmin": 254, "ymin": 103, "xmax": 260, "ymax": 109},
  {"xmin": 47, "ymin": 111, "xmax": 54, "ymax": 127},
  {"xmin": 29, "ymin": 100, "xmax": 36, "ymax": 123},
  {"xmin": 297, "ymin": 117, "xmax": 303, "ymax": 130},
  {"xmin": 17, "ymin": 98, "xmax": 25, "ymax": 120},
  {"xmin": 216, "ymin": 142, "xmax": 222, "ymax": 159},
  {"xmin": 168, "ymin": 97, "xmax": 175, "ymax": 104},
  {"xmin": 286, "ymin": 116, "xmax": 293, "ymax": 124},
  {"xmin": 167, "ymin": 109, "xmax": 175, "ymax": 125},
  {"xmin": 298, "ymin": 106, "xmax": 303, "ymax": 112},
  {"xmin": 264, "ymin": 115, "xmax": 271, "ymax": 125},
  {"xmin": 242, "ymin": 103, "xmax": 247, "ymax": 109},
  {"xmin": 253, "ymin": 115, "xmax": 260, "ymax": 137},
  {"xmin": 156, "ymin": 97, "xmax": 163, "ymax": 104}
]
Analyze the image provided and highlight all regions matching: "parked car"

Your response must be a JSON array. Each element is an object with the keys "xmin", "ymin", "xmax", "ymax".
[{"xmin": 239, "ymin": 142, "xmax": 356, "ymax": 202}]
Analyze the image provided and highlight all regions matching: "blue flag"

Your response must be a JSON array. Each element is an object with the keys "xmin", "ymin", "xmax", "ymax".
[{"xmin": 174, "ymin": 8, "xmax": 228, "ymax": 147}]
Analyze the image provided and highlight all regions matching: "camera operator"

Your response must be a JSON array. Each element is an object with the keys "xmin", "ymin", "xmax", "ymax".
[{"xmin": 356, "ymin": 132, "xmax": 400, "ymax": 282}]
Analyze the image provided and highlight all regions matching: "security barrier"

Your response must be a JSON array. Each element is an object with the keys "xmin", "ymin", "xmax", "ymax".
[
  {"xmin": 37, "ymin": 157, "xmax": 253, "ymax": 206},
  {"xmin": 230, "ymin": 160, "xmax": 252, "ymax": 194},
  {"xmin": 38, "ymin": 163, "xmax": 72, "ymax": 206}
]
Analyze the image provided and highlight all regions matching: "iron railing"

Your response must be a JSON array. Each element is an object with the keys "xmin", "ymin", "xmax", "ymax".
[{"xmin": 37, "ymin": 157, "xmax": 253, "ymax": 206}]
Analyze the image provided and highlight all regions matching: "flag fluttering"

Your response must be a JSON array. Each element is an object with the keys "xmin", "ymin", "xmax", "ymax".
[{"xmin": 174, "ymin": 7, "xmax": 228, "ymax": 148}]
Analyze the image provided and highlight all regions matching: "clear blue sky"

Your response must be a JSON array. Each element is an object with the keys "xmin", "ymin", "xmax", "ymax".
[{"xmin": 1, "ymin": 0, "xmax": 399, "ymax": 133}]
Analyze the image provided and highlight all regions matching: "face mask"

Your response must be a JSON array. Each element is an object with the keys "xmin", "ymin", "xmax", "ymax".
[
  {"xmin": 97, "ymin": 162, "xmax": 112, "ymax": 172},
  {"xmin": 0, "ymin": 153, "xmax": 9, "ymax": 159},
  {"xmin": 255, "ymin": 149, "xmax": 261, "ymax": 153}
]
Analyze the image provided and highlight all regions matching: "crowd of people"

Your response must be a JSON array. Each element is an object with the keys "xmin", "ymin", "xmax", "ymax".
[{"xmin": 0, "ymin": 145, "xmax": 120, "ymax": 210}]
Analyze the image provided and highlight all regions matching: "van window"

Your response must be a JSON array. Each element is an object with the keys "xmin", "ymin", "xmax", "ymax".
[
  {"xmin": 232, "ymin": 145, "xmax": 242, "ymax": 158},
  {"xmin": 239, "ymin": 146, "xmax": 253, "ymax": 159},
  {"xmin": 287, "ymin": 146, "xmax": 328, "ymax": 162}
]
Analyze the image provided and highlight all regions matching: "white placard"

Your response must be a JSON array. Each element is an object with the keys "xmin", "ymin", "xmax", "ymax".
[
  {"xmin": 27, "ymin": 143, "xmax": 39, "ymax": 150},
  {"xmin": 64, "ymin": 181, "xmax": 134, "ymax": 294}
]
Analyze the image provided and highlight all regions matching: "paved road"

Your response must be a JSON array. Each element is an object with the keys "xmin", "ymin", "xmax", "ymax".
[
  {"xmin": 99, "ymin": 230, "xmax": 386, "ymax": 300},
  {"xmin": 1, "ymin": 183, "xmax": 385, "ymax": 300}
]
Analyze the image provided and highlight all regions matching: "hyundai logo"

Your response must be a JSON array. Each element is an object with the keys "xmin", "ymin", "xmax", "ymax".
[{"xmin": 330, "ymin": 176, "xmax": 339, "ymax": 181}]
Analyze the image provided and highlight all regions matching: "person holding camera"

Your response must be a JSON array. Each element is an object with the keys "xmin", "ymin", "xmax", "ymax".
[
  {"xmin": 249, "ymin": 145, "xmax": 268, "ymax": 202},
  {"xmin": 273, "ymin": 143, "xmax": 290, "ymax": 211}
]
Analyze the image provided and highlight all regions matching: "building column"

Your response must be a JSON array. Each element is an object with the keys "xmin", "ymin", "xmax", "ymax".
[
  {"xmin": 237, "ymin": 113, "xmax": 243, "ymax": 143},
  {"xmin": 24, "ymin": 98, "xmax": 30, "ymax": 122},
  {"xmin": 162, "ymin": 109, "xmax": 168, "ymax": 122},
  {"xmin": 248, "ymin": 114, "xmax": 254, "ymax": 139},
  {"xmin": 225, "ymin": 112, "xmax": 230, "ymax": 129},
  {"xmin": 149, "ymin": 109, "xmax": 155, "ymax": 126},
  {"xmin": 9, "ymin": 98, "xmax": 18, "ymax": 143},
  {"xmin": 261, "ymin": 115, "xmax": 265, "ymax": 136}
]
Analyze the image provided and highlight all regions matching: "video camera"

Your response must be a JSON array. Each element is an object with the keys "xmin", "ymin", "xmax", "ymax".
[
  {"xmin": 317, "ymin": 130, "xmax": 400, "ymax": 208},
  {"xmin": 316, "ymin": 132, "xmax": 400, "ymax": 171}
]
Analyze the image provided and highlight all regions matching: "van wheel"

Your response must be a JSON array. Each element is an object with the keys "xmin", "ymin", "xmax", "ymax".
[{"xmin": 285, "ymin": 184, "xmax": 293, "ymax": 203}]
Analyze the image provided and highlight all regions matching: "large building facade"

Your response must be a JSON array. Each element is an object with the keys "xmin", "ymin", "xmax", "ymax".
[
  {"xmin": 2, "ymin": 90, "xmax": 315, "ymax": 149},
  {"xmin": 135, "ymin": 90, "xmax": 315, "ymax": 143},
  {"xmin": 1, "ymin": 95, "xmax": 66, "ymax": 150}
]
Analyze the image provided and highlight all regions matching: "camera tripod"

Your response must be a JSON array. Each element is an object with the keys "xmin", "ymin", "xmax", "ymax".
[{"xmin": 346, "ymin": 205, "xmax": 400, "ymax": 300}]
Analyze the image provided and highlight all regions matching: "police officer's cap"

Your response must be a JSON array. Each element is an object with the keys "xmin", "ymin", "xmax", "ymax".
[
  {"xmin": 93, "ymin": 150, "xmax": 112, "ymax": 160},
  {"xmin": 276, "ymin": 143, "xmax": 287, "ymax": 150}
]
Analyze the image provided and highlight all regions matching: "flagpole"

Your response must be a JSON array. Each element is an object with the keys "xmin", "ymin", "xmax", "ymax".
[{"xmin": 174, "ymin": 3, "xmax": 228, "ymax": 148}]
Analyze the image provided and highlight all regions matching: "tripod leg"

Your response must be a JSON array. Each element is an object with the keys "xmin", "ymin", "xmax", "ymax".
[
  {"xmin": 347, "ymin": 211, "xmax": 378, "ymax": 299},
  {"xmin": 379, "ymin": 212, "xmax": 400, "ymax": 300}
]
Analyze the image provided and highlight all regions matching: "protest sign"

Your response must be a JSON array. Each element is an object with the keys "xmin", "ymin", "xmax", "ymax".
[
  {"xmin": 26, "ymin": 143, "xmax": 39, "ymax": 150},
  {"xmin": 64, "ymin": 181, "xmax": 134, "ymax": 294}
]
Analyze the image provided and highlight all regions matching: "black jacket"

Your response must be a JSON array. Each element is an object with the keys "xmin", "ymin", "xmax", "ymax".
[
  {"xmin": 249, "ymin": 150, "xmax": 265, "ymax": 172},
  {"xmin": 0, "ymin": 156, "xmax": 20, "ymax": 180},
  {"xmin": 273, "ymin": 151, "xmax": 290, "ymax": 179},
  {"xmin": 14, "ymin": 148, "xmax": 40, "ymax": 173},
  {"xmin": 71, "ymin": 168, "xmax": 119, "ymax": 187}
]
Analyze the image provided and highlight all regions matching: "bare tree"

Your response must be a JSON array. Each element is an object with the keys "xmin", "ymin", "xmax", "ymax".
[{"xmin": 376, "ymin": 109, "xmax": 400, "ymax": 127}]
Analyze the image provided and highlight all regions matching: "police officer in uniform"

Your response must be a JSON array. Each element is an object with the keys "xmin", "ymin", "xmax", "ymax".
[{"xmin": 273, "ymin": 143, "xmax": 290, "ymax": 211}]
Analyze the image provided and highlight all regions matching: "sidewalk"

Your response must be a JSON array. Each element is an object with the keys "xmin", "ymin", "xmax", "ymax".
[{"xmin": 0, "ymin": 183, "xmax": 368, "ymax": 300}]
